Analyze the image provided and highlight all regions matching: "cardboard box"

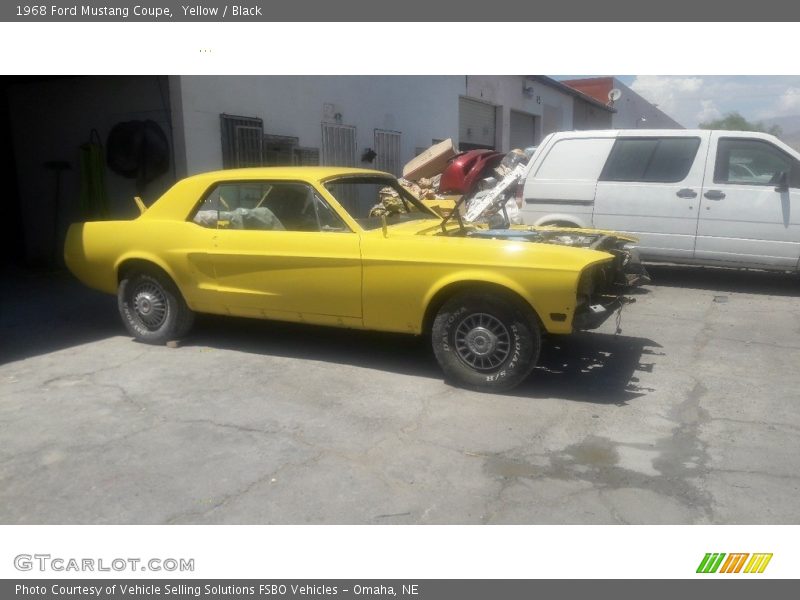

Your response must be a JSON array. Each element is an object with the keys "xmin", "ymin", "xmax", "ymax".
[{"xmin": 402, "ymin": 138, "xmax": 457, "ymax": 180}]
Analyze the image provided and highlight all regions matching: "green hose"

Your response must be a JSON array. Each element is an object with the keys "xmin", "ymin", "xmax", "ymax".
[{"xmin": 79, "ymin": 129, "xmax": 109, "ymax": 218}]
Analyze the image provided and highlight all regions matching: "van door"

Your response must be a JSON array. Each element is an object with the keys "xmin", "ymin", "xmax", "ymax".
[
  {"xmin": 696, "ymin": 134, "xmax": 800, "ymax": 269},
  {"xmin": 593, "ymin": 133, "xmax": 709, "ymax": 261},
  {"xmin": 522, "ymin": 135, "xmax": 615, "ymax": 228}
]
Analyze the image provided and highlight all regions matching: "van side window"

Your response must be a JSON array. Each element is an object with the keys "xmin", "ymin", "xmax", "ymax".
[
  {"xmin": 600, "ymin": 137, "xmax": 700, "ymax": 183},
  {"xmin": 534, "ymin": 138, "xmax": 616, "ymax": 181},
  {"xmin": 714, "ymin": 138, "xmax": 799, "ymax": 187}
]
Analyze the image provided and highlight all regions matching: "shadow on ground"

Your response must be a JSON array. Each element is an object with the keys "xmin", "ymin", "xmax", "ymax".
[
  {"xmin": 2, "ymin": 268, "xmax": 660, "ymax": 404},
  {"xmin": 520, "ymin": 332, "xmax": 661, "ymax": 405},
  {"xmin": 647, "ymin": 264, "xmax": 800, "ymax": 297},
  {"xmin": 190, "ymin": 315, "xmax": 660, "ymax": 405},
  {"xmin": 0, "ymin": 268, "xmax": 119, "ymax": 364}
]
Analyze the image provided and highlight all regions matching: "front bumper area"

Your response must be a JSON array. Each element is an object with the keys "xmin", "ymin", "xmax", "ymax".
[{"xmin": 573, "ymin": 296, "xmax": 635, "ymax": 330}]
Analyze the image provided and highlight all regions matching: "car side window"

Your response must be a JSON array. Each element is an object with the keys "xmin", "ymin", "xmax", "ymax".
[
  {"xmin": 714, "ymin": 138, "xmax": 799, "ymax": 187},
  {"xmin": 600, "ymin": 137, "xmax": 700, "ymax": 183},
  {"xmin": 191, "ymin": 181, "xmax": 349, "ymax": 232}
]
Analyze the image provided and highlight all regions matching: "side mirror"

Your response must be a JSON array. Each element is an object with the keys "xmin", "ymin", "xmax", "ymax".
[{"xmin": 775, "ymin": 171, "xmax": 789, "ymax": 193}]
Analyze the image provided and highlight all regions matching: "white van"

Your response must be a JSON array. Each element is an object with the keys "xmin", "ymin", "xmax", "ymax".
[{"xmin": 520, "ymin": 129, "xmax": 800, "ymax": 271}]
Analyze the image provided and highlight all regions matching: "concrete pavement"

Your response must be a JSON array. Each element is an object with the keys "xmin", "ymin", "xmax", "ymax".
[{"xmin": 1, "ymin": 266, "xmax": 798, "ymax": 523}]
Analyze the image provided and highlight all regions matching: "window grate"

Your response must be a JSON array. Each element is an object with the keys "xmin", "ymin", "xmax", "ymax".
[
  {"xmin": 263, "ymin": 134, "xmax": 299, "ymax": 166},
  {"xmin": 220, "ymin": 114, "xmax": 264, "ymax": 168},
  {"xmin": 322, "ymin": 123, "xmax": 357, "ymax": 167},
  {"xmin": 294, "ymin": 147, "xmax": 320, "ymax": 166},
  {"xmin": 374, "ymin": 129, "xmax": 402, "ymax": 176}
]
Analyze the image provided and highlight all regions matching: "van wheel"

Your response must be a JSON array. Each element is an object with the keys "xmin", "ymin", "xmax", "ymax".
[
  {"xmin": 431, "ymin": 293, "xmax": 540, "ymax": 392},
  {"xmin": 118, "ymin": 269, "xmax": 195, "ymax": 344},
  {"xmin": 544, "ymin": 220, "xmax": 578, "ymax": 228}
]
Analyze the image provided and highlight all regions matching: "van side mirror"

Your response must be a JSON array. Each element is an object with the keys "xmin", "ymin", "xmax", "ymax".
[{"xmin": 774, "ymin": 171, "xmax": 789, "ymax": 193}]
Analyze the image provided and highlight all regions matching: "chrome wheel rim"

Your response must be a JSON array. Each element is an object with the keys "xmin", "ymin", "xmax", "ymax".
[
  {"xmin": 132, "ymin": 282, "xmax": 168, "ymax": 330},
  {"xmin": 454, "ymin": 312, "xmax": 511, "ymax": 371}
]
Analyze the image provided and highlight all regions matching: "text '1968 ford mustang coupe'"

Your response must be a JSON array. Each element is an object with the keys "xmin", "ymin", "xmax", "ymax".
[{"xmin": 65, "ymin": 167, "xmax": 647, "ymax": 392}]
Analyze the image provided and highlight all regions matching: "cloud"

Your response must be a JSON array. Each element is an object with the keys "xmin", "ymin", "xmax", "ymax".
[
  {"xmin": 613, "ymin": 76, "xmax": 800, "ymax": 127},
  {"xmin": 775, "ymin": 87, "xmax": 800, "ymax": 115},
  {"xmin": 627, "ymin": 75, "xmax": 800, "ymax": 127},
  {"xmin": 630, "ymin": 75, "xmax": 705, "ymax": 120},
  {"xmin": 696, "ymin": 99, "xmax": 722, "ymax": 124}
]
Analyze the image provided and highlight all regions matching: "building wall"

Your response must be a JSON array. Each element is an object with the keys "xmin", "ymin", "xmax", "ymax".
[
  {"xmin": 563, "ymin": 77, "xmax": 683, "ymax": 129},
  {"xmin": 8, "ymin": 76, "xmax": 175, "ymax": 266},
  {"xmin": 573, "ymin": 97, "xmax": 613, "ymax": 130},
  {"xmin": 175, "ymin": 76, "xmax": 614, "ymax": 181},
  {"xmin": 174, "ymin": 76, "xmax": 464, "ymax": 176},
  {"xmin": 609, "ymin": 77, "xmax": 683, "ymax": 129},
  {"xmin": 465, "ymin": 75, "xmax": 574, "ymax": 151}
]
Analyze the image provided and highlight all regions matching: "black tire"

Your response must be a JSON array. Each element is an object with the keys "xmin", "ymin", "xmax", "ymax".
[
  {"xmin": 431, "ymin": 292, "xmax": 540, "ymax": 392},
  {"xmin": 117, "ymin": 268, "xmax": 195, "ymax": 344},
  {"xmin": 543, "ymin": 221, "xmax": 578, "ymax": 228}
]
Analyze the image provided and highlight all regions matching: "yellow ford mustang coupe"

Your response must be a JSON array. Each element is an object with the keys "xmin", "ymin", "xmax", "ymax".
[{"xmin": 65, "ymin": 167, "xmax": 645, "ymax": 392}]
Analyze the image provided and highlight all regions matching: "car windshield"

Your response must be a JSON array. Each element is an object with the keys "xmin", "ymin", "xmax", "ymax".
[{"xmin": 323, "ymin": 176, "xmax": 438, "ymax": 230}]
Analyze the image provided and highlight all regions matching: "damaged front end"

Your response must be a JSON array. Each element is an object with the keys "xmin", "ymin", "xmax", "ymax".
[
  {"xmin": 433, "ymin": 175, "xmax": 649, "ymax": 331},
  {"xmin": 558, "ymin": 231, "xmax": 650, "ymax": 331},
  {"xmin": 465, "ymin": 227, "xmax": 650, "ymax": 331}
]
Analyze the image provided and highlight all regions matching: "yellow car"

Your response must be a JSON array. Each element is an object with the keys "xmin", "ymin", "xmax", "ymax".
[{"xmin": 65, "ymin": 167, "xmax": 645, "ymax": 392}]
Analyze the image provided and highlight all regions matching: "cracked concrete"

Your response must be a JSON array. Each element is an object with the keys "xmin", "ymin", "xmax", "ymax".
[{"xmin": 1, "ymin": 266, "xmax": 799, "ymax": 523}]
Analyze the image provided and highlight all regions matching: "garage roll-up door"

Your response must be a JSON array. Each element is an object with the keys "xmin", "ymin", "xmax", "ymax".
[
  {"xmin": 459, "ymin": 97, "xmax": 496, "ymax": 150},
  {"xmin": 510, "ymin": 110, "xmax": 537, "ymax": 149}
]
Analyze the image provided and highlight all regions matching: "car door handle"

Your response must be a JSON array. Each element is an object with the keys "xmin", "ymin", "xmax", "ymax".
[
  {"xmin": 704, "ymin": 190, "xmax": 726, "ymax": 200},
  {"xmin": 676, "ymin": 188, "xmax": 697, "ymax": 199}
]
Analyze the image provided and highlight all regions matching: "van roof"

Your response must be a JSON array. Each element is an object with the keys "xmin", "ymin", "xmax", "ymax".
[{"xmin": 547, "ymin": 129, "xmax": 779, "ymax": 140}]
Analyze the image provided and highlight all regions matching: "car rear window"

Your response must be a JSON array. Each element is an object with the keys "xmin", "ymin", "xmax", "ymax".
[{"xmin": 600, "ymin": 137, "xmax": 701, "ymax": 183}]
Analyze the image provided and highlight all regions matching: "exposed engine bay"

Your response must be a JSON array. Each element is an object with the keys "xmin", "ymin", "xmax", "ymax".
[
  {"xmin": 447, "ymin": 226, "xmax": 651, "ymax": 331},
  {"xmin": 430, "ymin": 163, "xmax": 650, "ymax": 331}
]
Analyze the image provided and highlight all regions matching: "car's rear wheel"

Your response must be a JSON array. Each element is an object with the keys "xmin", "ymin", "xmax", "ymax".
[
  {"xmin": 117, "ymin": 268, "xmax": 194, "ymax": 344},
  {"xmin": 431, "ymin": 292, "xmax": 540, "ymax": 392}
]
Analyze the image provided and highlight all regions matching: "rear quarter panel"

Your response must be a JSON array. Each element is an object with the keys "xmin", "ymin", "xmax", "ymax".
[{"xmin": 64, "ymin": 219, "xmax": 217, "ymax": 310}]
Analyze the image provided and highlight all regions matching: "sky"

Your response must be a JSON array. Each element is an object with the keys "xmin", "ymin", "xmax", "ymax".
[{"xmin": 558, "ymin": 76, "xmax": 800, "ymax": 129}]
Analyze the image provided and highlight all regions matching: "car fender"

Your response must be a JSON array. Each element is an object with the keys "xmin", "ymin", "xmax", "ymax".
[
  {"xmin": 420, "ymin": 269, "xmax": 546, "ymax": 333},
  {"xmin": 114, "ymin": 252, "xmax": 184, "ymax": 294}
]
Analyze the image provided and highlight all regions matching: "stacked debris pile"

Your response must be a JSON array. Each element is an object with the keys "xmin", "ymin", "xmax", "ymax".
[
  {"xmin": 369, "ymin": 138, "xmax": 537, "ymax": 224},
  {"xmin": 398, "ymin": 176, "xmax": 440, "ymax": 200}
]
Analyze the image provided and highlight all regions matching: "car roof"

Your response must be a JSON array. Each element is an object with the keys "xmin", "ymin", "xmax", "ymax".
[{"xmin": 182, "ymin": 166, "xmax": 395, "ymax": 183}]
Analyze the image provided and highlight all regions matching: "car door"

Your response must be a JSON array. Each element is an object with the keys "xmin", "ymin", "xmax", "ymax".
[
  {"xmin": 193, "ymin": 180, "xmax": 362, "ymax": 323},
  {"xmin": 696, "ymin": 134, "xmax": 800, "ymax": 269},
  {"xmin": 593, "ymin": 133, "xmax": 709, "ymax": 261}
]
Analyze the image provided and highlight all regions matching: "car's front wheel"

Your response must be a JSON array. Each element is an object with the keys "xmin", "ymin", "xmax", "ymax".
[
  {"xmin": 117, "ymin": 268, "xmax": 195, "ymax": 344},
  {"xmin": 431, "ymin": 292, "xmax": 540, "ymax": 392}
]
